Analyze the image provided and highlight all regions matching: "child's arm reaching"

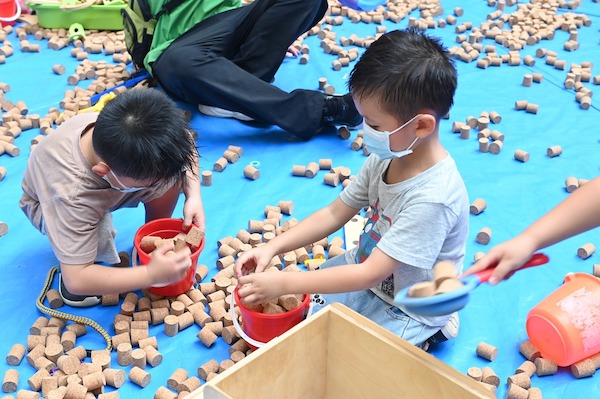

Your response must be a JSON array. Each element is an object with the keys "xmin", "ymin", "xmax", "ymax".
[
  {"xmin": 60, "ymin": 242, "xmax": 192, "ymax": 295},
  {"xmin": 235, "ymin": 198, "xmax": 360, "ymax": 278},
  {"xmin": 181, "ymin": 147, "xmax": 205, "ymax": 232},
  {"xmin": 236, "ymin": 247, "xmax": 400, "ymax": 305},
  {"xmin": 464, "ymin": 176, "xmax": 600, "ymax": 284}
]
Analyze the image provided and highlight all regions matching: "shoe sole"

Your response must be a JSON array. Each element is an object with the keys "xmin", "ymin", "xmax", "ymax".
[{"xmin": 59, "ymin": 274, "xmax": 101, "ymax": 308}]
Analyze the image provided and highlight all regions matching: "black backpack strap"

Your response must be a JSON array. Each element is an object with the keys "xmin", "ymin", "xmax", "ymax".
[{"xmin": 155, "ymin": 0, "xmax": 187, "ymax": 19}]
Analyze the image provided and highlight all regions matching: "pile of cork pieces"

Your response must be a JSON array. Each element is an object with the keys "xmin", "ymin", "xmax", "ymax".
[
  {"xmin": 2, "ymin": 199, "xmax": 352, "ymax": 398},
  {"xmin": 463, "ymin": 339, "xmax": 600, "ymax": 398}
]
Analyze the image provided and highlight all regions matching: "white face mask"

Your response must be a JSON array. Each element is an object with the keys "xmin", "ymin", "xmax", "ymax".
[
  {"xmin": 102, "ymin": 170, "xmax": 146, "ymax": 193},
  {"xmin": 362, "ymin": 114, "xmax": 421, "ymax": 159}
]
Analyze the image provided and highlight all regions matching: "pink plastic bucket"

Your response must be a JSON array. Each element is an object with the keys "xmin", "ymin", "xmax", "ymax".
[{"xmin": 526, "ymin": 273, "xmax": 600, "ymax": 366}]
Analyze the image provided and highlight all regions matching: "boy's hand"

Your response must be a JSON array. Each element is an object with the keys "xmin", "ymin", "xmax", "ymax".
[
  {"xmin": 234, "ymin": 247, "xmax": 274, "ymax": 279},
  {"xmin": 182, "ymin": 195, "xmax": 205, "ymax": 232},
  {"xmin": 462, "ymin": 237, "xmax": 537, "ymax": 285},
  {"xmin": 237, "ymin": 272, "xmax": 286, "ymax": 305},
  {"xmin": 146, "ymin": 242, "xmax": 192, "ymax": 286}
]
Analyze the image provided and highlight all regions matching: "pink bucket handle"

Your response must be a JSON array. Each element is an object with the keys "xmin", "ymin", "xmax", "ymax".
[{"xmin": 230, "ymin": 292, "xmax": 314, "ymax": 348}]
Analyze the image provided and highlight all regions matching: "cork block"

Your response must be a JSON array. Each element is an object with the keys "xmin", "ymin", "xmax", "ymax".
[
  {"xmin": 577, "ymin": 243, "xmax": 595, "ymax": 259},
  {"xmin": 514, "ymin": 150, "xmax": 530, "ymax": 162},
  {"xmin": 519, "ymin": 341, "xmax": 541, "ymax": 362},
  {"xmin": 476, "ymin": 342, "xmax": 498, "ymax": 361},
  {"xmin": 185, "ymin": 226, "xmax": 204, "ymax": 248},
  {"xmin": 476, "ymin": 227, "xmax": 492, "ymax": 245},
  {"xmin": 470, "ymin": 198, "xmax": 487, "ymax": 215},
  {"xmin": 547, "ymin": 145, "xmax": 562, "ymax": 157},
  {"xmin": 481, "ymin": 367, "xmax": 500, "ymax": 387},
  {"xmin": 534, "ymin": 357, "xmax": 558, "ymax": 376},
  {"xmin": 129, "ymin": 366, "xmax": 151, "ymax": 388},
  {"xmin": 565, "ymin": 176, "xmax": 579, "ymax": 193}
]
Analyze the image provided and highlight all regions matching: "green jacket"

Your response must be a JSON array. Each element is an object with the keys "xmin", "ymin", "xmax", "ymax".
[{"xmin": 145, "ymin": 0, "xmax": 242, "ymax": 74}]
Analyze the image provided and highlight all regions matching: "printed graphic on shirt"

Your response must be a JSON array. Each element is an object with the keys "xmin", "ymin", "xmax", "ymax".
[{"xmin": 355, "ymin": 198, "xmax": 394, "ymax": 297}]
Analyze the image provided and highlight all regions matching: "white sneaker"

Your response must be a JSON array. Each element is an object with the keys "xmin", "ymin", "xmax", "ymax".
[
  {"xmin": 425, "ymin": 312, "xmax": 459, "ymax": 348},
  {"xmin": 198, "ymin": 104, "xmax": 253, "ymax": 121}
]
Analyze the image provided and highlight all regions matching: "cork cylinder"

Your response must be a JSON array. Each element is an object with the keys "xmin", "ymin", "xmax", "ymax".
[
  {"xmin": 506, "ymin": 372, "xmax": 531, "ymax": 389},
  {"xmin": 131, "ymin": 348, "xmax": 146, "ymax": 369},
  {"xmin": 197, "ymin": 327, "xmax": 218, "ymax": 347},
  {"xmin": 129, "ymin": 366, "xmax": 151, "ymax": 388},
  {"xmin": 178, "ymin": 376, "xmax": 201, "ymax": 392},
  {"xmin": 213, "ymin": 157, "xmax": 228, "ymax": 172},
  {"xmin": 433, "ymin": 260, "xmax": 457, "ymax": 285},
  {"xmin": 505, "ymin": 383, "xmax": 528, "ymax": 399},
  {"xmin": 470, "ymin": 198, "xmax": 487, "ymax": 215},
  {"xmin": 2, "ymin": 368, "xmax": 19, "ymax": 393},
  {"xmin": 467, "ymin": 367, "xmax": 482, "ymax": 381},
  {"xmin": 570, "ymin": 358, "xmax": 596, "ymax": 378},
  {"xmin": 481, "ymin": 366, "xmax": 500, "ymax": 387},
  {"xmin": 305, "ymin": 162, "xmax": 319, "ymax": 178},
  {"xmin": 116, "ymin": 342, "xmax": 132, "ymax": 366},
  {"xmin": 102, "ymin": 368, "xmax": 125, "ymax": 388},
  {"xmin": 6, "ymin": 343, "xmax": 26, "ymax": 366},
  {"xmin": 525, "ymin": 103, "xmax": 539, "ymax": 114},
  {"xmin": 167, "ymin": 368, "xmax": 188, "ymax": 390},
  {"xmin": 516, "ymin": 360, "xmax": 536, "ymax": 377},
  {"xmin": 478, "ymin": 137, "xmax": 489, "ymax": 153},
  {"xmin": 144, "ymin": 345, "xmax": 163, "ymax": 367},
  {"xmin": 197, "ymin": 359, "xmax": 219, "ymax": 381},
  {"xmin": 201, "ymin": 170, "xmax": 212, "ymax": 186},
  {"xmin": 155, "ymin": 386, "xmax": 178, "ymax": 399},
  {"xmin": 82, "ymin": 370, "xmax": 106, "ymax": 391},
  {"xmin": 476, "ymin": 342, "xmax": 498, "ymax": 361},
  {"xmin": 577, "ymin": 243, "xmax": 595, "ymax": 259},
  {"xmin": 476, "ymin": 227, "xmax": 492, "ymax": 245},
  {"xmin": 164, "ymin": 315, "xmax": 179, "ymax": 337},
  {"xmin": 243, "ymin": 164, "xmax": 259, "ymax": 180},
  {"xmin": 534, "ymin": 357, "xmax": 558, "ymax": 376},
  {"xmin": 547, "ymin": 145, "xmax": 562, "ymax": 157},
  {"xmin": 488, "ymin": 140, "xmax": 503, "ymax": 154},
  {"xmin": 514, "ymin": 150, "xmax": 530, "ymax": 162}
]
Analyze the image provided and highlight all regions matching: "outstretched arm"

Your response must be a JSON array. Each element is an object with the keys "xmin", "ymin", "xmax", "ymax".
[{"xmin": 464, "ymin": 177, "xmax": 600, "ymax": 284}]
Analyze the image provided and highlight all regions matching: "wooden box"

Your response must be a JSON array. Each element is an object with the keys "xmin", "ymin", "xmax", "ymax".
[{"xmin": 189, "ymin": 303, "xmax": 494, "ymax": 399}]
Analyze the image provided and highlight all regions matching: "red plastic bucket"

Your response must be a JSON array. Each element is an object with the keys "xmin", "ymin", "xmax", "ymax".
[
  {"xmin": 232, "ymin": 287, "xmax": 311, "ymax": 350},
  {"xmin": 133, "ymin": 218, "xmax": 204, "ymax": 297},
  {"xmin": 0, "ymin": 0, "xmax": 20, "ymax": 26},
  {"xmin": 526, "ymin": 273, "xmax": 600, "ymax": 366}
]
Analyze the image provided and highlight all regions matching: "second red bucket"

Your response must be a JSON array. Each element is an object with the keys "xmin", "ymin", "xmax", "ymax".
[
  {"xmin": 232, "ymin": 287, "xmax": 311, "ymax": 350},
  {"xmin": 133, "ymin": 218, "xmax": 204, "ymax": 297}
]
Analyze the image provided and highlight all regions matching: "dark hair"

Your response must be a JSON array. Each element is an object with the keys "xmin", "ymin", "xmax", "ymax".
[
  {"xmin": 349, "ymin": 28, "xmax": 457, "ymax": 122},
  {"xmin": 93, "ymin": 88, "xmax": 197, "ymax": 183}
]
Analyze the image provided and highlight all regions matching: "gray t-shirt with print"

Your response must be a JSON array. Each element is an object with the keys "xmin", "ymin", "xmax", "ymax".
[{"xmin": 340, "ymin": 153, "xmax": 469, "ymax": 326}]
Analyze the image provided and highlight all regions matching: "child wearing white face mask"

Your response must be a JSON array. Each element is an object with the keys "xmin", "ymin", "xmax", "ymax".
[
  {"xmin": 20, "ymin": 89, "xmax": 204, "ymax": 306},
  {"xmin": 234, "ymin": 28, "xmax": 469, "ymax": 349}
]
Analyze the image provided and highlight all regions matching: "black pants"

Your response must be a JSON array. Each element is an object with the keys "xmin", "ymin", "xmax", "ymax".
[{"xmin": 152, "ymin": 0, "xmax": 329, "ymax": 138}]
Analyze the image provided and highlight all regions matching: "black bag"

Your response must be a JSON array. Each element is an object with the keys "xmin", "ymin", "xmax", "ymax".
[{"xmin": 121, "ymin": 0, "xmax": 186, "ymax": 69}]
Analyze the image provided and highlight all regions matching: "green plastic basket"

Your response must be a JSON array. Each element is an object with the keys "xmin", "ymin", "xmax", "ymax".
[{"xmin": 28, "ymin": 3, "xmax": 125, "ymax": 30}]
